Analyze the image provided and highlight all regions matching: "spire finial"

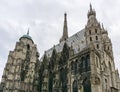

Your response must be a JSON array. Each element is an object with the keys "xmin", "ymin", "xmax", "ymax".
[
  {"xmin": 90, "ymin": 3, "xmax": 92, "ymax": 11},
  {"xmin": 27, "ymin": 28, "xmax": 29, "ymax": 35},
  {"xmin": 87, "ymin": 4, "xmax": 96, "ymax": 19},
  {"xmin": 64, "ymin": 12, "xmax": 67, "ymax": 19}
]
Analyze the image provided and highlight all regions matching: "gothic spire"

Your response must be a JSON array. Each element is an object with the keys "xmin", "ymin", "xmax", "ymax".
[
  {"xmin": 86, "ymin": 4, "xmax": 99, "ymax": 28},
  {"xmin": 60, "ymin": 13, "xmax": 68, "ymax": 43},
  {"xmin": 87, "ymin": 4, "xmax": 96, "ymax": 18},
  {"xmin": 63, "ymin": 13, "xmax": 68, "ymax": 38},
  {"xmin": 90, "ymin": 3, "xmax": 92, "ymax": 11}
]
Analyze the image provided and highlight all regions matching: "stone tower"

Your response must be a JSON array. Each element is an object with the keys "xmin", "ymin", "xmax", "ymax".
[
  {"xmin": 1, "ymin": 31, "xmax": 39, "ymax": 92},
  {"xmin": 84, "ymin": 4, "xmax": 119, "ymax": 92},
  {"xmin": 85, "ymin": 4, "xmax": 102, "ymax": 50}
]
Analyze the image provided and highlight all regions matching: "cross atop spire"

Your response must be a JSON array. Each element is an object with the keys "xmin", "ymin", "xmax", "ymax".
[{"xmin": 60, "ymin": 13, "xmax": 68, "ymax": 43}]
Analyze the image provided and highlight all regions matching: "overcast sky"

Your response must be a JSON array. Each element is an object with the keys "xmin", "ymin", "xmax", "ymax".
[{"xmin": 0, "ymin": 0, "xmax": 120, "ymax": 81}]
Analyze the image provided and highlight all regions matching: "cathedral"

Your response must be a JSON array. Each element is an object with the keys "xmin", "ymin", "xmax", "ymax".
[{"xmin": 0, "ymin": 4, "xmax": 120, "ymax": 92}]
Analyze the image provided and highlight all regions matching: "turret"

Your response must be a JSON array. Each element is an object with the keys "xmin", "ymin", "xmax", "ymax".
[{"xmin": 85, "ymin": 4, "xmax": 103, "ymax": 50}]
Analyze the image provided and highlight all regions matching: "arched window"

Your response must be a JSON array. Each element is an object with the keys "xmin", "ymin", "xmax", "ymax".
[
  {"xmin": 96, "ymin": 44, "xmax": 99, "ymax": 49},
  {"xmin": 96, "ymin": 36, "xmax": 98, "ymax": 40},
  {"xmin": 60, "ymin": 68, "xmax": 68, "ymax": 92},
  {"xmin": 90, "ymin": 37, "xmax": 92, "ymax": 41},
  {"xmin": 48, "ymin": 71, "xmax": 53, "ymax": 92},
  {"xmin": 27, "ymin": 44, "xmax": 30, "ymax": 50},
  {"xmin": 89, "ymin": 30, "xmax": 91, "ymax": 35},
  {"xmin": 83, "ymin": 77, "xmax": 91, "ymax": 92},
  {"xmin": 95, "ymin": 29, "xmax": 97, "ymax": 33},
  {"xmin": 71, "ymin": 61, "xmax": 77, "ymax": 75},
  {"xmin": 73, "ymin": 80, "xmax": 78, "ymax": 92}
]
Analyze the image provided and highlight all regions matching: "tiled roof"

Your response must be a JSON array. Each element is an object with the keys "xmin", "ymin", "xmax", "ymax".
[{"xmin": 44, "ymin": 29, "xmax": 86, "ymax": 58}]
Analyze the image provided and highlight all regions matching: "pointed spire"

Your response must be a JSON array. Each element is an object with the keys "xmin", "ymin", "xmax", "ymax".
[
  {"xmin": 60, "ymin": 13, "xmax": 68, "ymax": 42},
  {"xmin": 90, "ymin": 3, "xmax": 92, "ymax": 11},
  {"xmin": 63, "ymin": 12, "xmax": 68, "ymax": 38},
  {"xmin": 27, "ymin": 28, "xmax": 29, "ymax": 35},
  {"xmin": 87, "ymin": 4, "xmax": 96, "ymax": 18}
]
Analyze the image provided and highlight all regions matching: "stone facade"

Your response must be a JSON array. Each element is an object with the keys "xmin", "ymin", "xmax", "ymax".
[
  {"xmin": 1, "ymin": 32, "xmax": 39, "ymax": 92},
  {"xmin": 1, "ymin": 4, "xmax": 120, "ymax": 92}
]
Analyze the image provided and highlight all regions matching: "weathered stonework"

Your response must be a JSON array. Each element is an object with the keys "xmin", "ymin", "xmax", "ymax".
[
  {"xmin": 1, "ymin": 4, "xmax": 120, "ymax": 92},
  {"xmin": 1, "ymin": 32, "xmax": 39, "ymax": 92}
]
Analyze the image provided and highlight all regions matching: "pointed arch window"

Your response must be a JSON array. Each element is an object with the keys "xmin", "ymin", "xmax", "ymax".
[
  {"xmin": 60, "ymin": 68, "xmax": 68, "ymax": 92},
  {"xmin": 74, "ymin": 60, "xmax": 78, "ymax": 74},
  {"xmin": 48, "ymin": 71, "xmax": 53, "ymax": 92},
  {"xmin": 71, "ymin": 60, "xmax": 78, "ymax": 75},
  {"xmin": 73, "ymin": 80, "xmax": 78, "ymax": 92},
  {"xmin": 95, "ymin": 29, "xmax": 97, "ymax": 33},
  {"xmin": 83, "ymin": 77, "xmax": 91, "ymax": 92}
]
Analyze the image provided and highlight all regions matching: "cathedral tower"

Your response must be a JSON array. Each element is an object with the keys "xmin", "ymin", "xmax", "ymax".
[
  {"xmin": 1, "ymin": 31, "xmax": 39, "ymax": 92},
  {"xmin": 85, "ymin": 4, "xmax": 103, "ymax": 50}
]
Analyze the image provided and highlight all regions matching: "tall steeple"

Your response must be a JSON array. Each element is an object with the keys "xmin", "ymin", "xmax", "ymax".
[
  {"xmin": 63, "ymin": 13, "xmax": 68, "ymax": 38},
  {"xmin": 60, "ymin": 13, "xmax": 68, "ymax": 43}
]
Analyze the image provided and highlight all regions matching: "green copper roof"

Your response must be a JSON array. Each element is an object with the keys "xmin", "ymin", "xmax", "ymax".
[
  {"xmin": 21, "ymin": 34, "xmax": 32, "ymax": 40},
  {"xmin": 20, "ymin": 30, "xmax": 33, "ymax": 43}
]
